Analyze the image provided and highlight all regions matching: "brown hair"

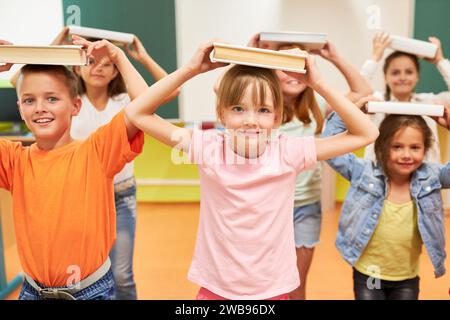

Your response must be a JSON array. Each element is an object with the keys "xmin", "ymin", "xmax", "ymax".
[
  {"xmin": 383, "ymin": 51, "xmax": 420, "ymax": 101},
  {"xmin": 374, "ymin": 115, "xmax": 433, "ymax": 177},
  {"xmin": 216, "ymin": 65, "xmax": 283, "ymax": 126},
  {"xmin": 16, "ymin": 64, "xmax": 79, "ymax": 98},
  {"xmin": 75, "ymin": 65, "xmax": 126, "ymax": 98},
  {"xmin": 277, "ymin": 43, "xmax": 323, "ymax": 133}
]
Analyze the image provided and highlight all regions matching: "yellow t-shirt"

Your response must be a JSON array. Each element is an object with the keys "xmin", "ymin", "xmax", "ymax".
[
  {"xmin": 0, "ymin": 111, "xmax": 144, "ymax": 287},
  {"xmin": 355, "ymin": 200, "xmax": 422, "ymax": 281}
]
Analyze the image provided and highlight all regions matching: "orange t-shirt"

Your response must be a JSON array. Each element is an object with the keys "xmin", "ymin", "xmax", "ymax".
[{"xmin": 0, "ymin": 111, "xmax": 144, "ymax": 287}]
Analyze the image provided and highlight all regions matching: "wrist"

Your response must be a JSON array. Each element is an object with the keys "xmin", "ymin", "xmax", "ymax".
[{"xmin": 310, "ymin": 79, "xmax": 328, "ymax": 92}]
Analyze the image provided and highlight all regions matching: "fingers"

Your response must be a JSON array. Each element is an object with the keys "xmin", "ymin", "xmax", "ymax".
[
  {"xmin": 0, "ymin": 39, "xmax": 12, "ymax": 45},
  {"xmin": 0, "ymin": 63, "xmax": 13, "ymax": 72}
]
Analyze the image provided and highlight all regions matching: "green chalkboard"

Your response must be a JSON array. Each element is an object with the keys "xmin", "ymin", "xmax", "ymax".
[
  {"xmin": 414, "ymin": 0, "xmax": 450, "ymax": 93},
  {"xmin": 62, "ymin": 0, "xmax": 179, "ymax": 119}
]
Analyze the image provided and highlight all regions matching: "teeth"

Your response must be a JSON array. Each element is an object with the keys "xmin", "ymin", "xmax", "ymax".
[{"xmin": 35, "ymin": 118, "xmax": 53, "ymax": 123}]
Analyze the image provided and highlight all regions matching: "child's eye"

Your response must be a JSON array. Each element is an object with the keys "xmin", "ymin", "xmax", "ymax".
[
  {"xmin": 47, "ymin": 97, "xmax": 59, "ymax": 103},
  {"xmin": 259, "ymin": 107, "xmax": 271, "ymax": 113},
  {"xmin": 88, "ymin": 58, "xmax": 96, "ymax": 65},
  {"xmin": 22, "ymin": 98, "xmax": 34, "ymax": 105},
  {"xmin": 232, "ymin": 106, "xmax": 244, "ymax": 112}
]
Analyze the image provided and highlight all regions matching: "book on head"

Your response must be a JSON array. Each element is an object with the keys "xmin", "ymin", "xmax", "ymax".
[
  {"xmin": 389, "ymin": 35, "xmax": 438, "ymax": 58},
  {"xmin": 259, "ymin": 31, "xmax": 328, "ymax": 50},
  {"xmin": 367, "ymin": 101, "xmax": 444, "ymax": 117},
  {"xmin": 0, "ymin": 45, "xmax": 87, "ymax": 66},
  {"xmin": 67, "ymin": 25, "xmax": 135, "ymax": 45},
  {"xmin": 210, "ymin": 42, "xmax": 308, "ymax": 73}
]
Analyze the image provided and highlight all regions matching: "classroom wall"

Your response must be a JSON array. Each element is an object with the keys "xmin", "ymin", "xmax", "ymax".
[{"xmin": 0, "ymin": 0, "xmax": 64, "ymax": 83}]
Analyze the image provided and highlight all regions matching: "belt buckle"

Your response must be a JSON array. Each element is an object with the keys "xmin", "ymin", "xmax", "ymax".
[{"xmin": 39, "ymin": 288, "xmax": 76, "ymax": 300}]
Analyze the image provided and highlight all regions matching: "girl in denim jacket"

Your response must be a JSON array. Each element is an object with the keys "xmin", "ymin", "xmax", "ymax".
[{"xmin": 323, "ymin": 98, "xmax": 450, "ymax": 300}]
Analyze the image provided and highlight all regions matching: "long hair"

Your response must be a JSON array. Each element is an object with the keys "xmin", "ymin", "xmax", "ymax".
[
  {"xmin": 382, "ymin": 51, "xmax": 420, "ymax": 101},
  {"xmin": 374, "ymin": 114, "xmax": 433, "ymax": 178},
  {"xmin": 277, "ymin": 43, "xmax": 323, "ymax": 133}
]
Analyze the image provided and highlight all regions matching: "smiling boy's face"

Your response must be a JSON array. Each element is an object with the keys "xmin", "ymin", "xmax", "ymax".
[{"xmin": 17, "ymin": 71, "xmax": 81, "ymax": 146}]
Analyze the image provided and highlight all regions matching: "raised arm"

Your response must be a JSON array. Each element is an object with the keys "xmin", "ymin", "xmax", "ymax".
[
  {"xmin": 125, "ymin": 41, "xmax": 227, "ymax": 151},
  {"xmin": 311, "ymin": 41, "xmax": 373, "ymax": 108},
  {"xmin": 125, "ymin": 35, "xmax": 180, "ymax": 103},
  {"xmin": 285, "ymin": 53, "xmax": 379, "ymax": 161},
  {"xmin": 360, "ymin": 32, "xmax": 391, "ymax": 81},
  {"xmin": 73, "ymin": 36, "xmax": 148, "ymax": 139}
]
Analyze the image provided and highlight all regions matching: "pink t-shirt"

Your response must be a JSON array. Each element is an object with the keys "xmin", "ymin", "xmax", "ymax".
[{"xmin": 187, "ymin": 129, "xmax": 317, "ymax": 299}]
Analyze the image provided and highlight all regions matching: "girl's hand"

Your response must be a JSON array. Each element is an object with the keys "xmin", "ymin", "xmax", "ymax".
[
  {"xmin": 282, "ymin": 50, "xmax": 324, "ymax": 90},
  {"xmin": 424, "ymin": 37, "xmax": 445, "ymax": 64},
  {"xmin": 431, "ymin": 105, "xmax": 450, "ymax": 131},
  {"xmin": 310, "ymin": 41, "xmax": 339, "ymax": 62},
  {"xmin": 186, "ymin": 40, "xmax": 228, "ymax": 75},
  {"xmin": 247, "ymin": 33, "xmax": 276, "ymax": 50},
  {"xmin": 124, "ymin": 36, "xmax": 149, "ymax": 63},
  {"xmin": 372, "ymin": 31, "xmax": 391, "ymax": 62},
  {"xmin": 354, "ymin": 95, "xmax": 382, "ymax": 113},
  {"xmin": 73, "ymin": 35, "xmax": 124, "ymax": 65},
  {"xmin": 51, "ymin": 26, "xmax": 70, "ymax": 45},
  {"xmin": 0, "ymin": 40, "xmax": 13, "ymax": 72}
]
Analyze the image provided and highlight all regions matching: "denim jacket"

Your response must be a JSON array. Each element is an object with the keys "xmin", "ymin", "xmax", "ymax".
[{"xmin": 322, "ymin": 112, "xmax": 450, "ymax": 277}]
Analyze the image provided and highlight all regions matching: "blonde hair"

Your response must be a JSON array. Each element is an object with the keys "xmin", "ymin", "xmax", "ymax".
[
  {"xmin": 216, "ymin": 65, "xmax": 283, "ymax": 126},
  {"xmin": 277, "ymin": 44, "xmax": 324, "ymax": 134}
]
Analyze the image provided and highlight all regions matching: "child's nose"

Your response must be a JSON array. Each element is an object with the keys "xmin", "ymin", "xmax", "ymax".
[{"xmin": 244, "ymin": 112, "xmax": 257, "ymax": 126}]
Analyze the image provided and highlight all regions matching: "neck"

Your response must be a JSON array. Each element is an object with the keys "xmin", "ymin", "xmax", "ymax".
[
  {"xmin": 86, "ymin": 86, "xmax": 110, "ymax": 111},
  {"xmin": 388, "ymin": 172, "xmax": 411, "ymax": 186},
  {"xmin": 35, "ymin": 130, "xmax": 74, "ymax": 151},
  {"xmin": 392, "ymin": 92, "xmax": 412, "ymax": 102}
]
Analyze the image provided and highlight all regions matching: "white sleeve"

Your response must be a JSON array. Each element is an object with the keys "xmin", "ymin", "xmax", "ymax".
[
  {"xmin": 436, "ymin": 59, "xmax": 450, "ymax": 90},
  {"xmin": 360, "ymin": 59, "xmax": 379, "ymax": 81}
]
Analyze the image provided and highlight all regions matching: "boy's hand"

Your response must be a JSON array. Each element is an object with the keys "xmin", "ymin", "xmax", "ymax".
[
  {"xmin": 186, "ymin": 40, "xmax": 228, "ymax": 75},
  {"xmin": 0, "ymin": 40, "xmax": 13, "ymax": 72},
  {"xmin": 51, "ymin": 26, "xmax": 70, "ymax": 45},
  {"xmin": 124, "ymin": 36, "xmax": 149, "ymax": 63},
  {"xmin": 372, "ymin": 31, "xmax": 391, "ymax": 62},
  {"xmin": 424, "ymin": 37, "xmax": 445, "ymax": 64},
  {"xmin": 72, "ymin": 35, "xmax": 124, "ymax": 65},
  {"xmin": 281, "ymin": 50, "xmax": 324, "ymax": 90}
]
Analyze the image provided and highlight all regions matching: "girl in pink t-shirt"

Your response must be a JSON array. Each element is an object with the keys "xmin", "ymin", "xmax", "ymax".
[{"xmin": 125, "ymin": 41, "xmax": 379, "ymax": 300}]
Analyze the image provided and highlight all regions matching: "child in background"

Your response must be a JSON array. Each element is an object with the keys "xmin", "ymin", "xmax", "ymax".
[
  {"xmin": 69, "ymin": 30, "xmax": 179, "ymax": 300},
  {"xmin": 124, "ymin": 40, "xmax": 379, "ymax": 299},
  {"xmin": 248, "ymin": 34, "xmax": 373, "ymax": 299},
  {"xmin": 323, "ymin": 95, "xmax": 450, "ymax": 300},
  {"xmin": 0, "ymin": 38, "xmax": 146, "ymax": 300},
  {"xmin": 360, "ymin": 32, "xmax": 450, "ymax": 162}
]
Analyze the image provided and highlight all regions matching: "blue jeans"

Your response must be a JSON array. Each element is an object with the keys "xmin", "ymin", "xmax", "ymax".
[
  {"xmin": 110, "ymin": 179, "xmax": 137, "ymax": 300},
  {"xmin": 18, "ymin": 269, "xmax": 115, "ymax": 300}
]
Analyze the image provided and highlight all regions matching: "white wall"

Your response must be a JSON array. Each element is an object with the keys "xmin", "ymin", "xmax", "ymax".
[
  {"xmin": 0, "ymin": 0, "xmax": 64, "ymax": 82},
  {"xmin": 175, "ymin": 0, "xmax": 414, "ymax": 122}
]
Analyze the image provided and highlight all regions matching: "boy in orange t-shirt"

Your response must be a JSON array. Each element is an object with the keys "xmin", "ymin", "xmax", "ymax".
[{"xmin": 0, "ymin": 38, "xmax": 146, "ymax": 300}]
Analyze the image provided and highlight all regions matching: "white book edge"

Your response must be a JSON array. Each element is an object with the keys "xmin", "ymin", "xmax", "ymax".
[
  {"xmin": 0, "ymin": 45, "xmax": 87, "ymax": 65},
  {"xmin": 367, "ymin": 101, "xmax": 444, "ymax": 117},
  {"xmin": 68, "ymin": 25, "xmax": 134, "ymax": 44},
  {"xmin": 260, "ymin": 31, "xmax": 328, "ymax": 43},
  {"xmin": 389, "ymin": 35, "xmax": 437, "ymax": 58},
  {"xmin": 210, "ymin": 43, "xmax": 307, "ymax": 73}
]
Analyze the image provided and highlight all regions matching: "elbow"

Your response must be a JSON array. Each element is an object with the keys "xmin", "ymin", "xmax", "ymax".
[{"xmin": 367, "ymin": 126, "xmax": 379, "ymax": 144}]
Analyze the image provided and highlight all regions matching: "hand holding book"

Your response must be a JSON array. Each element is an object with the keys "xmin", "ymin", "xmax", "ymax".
[
  {"xmin": 186, "ymin": 40, "xmax": 228, "ymax": 76},
  {"xmin": 372, "ymin": 32, "xmax": 391, "ymax": 62},
  {"xmin": 310, "ymin": 41, "xmax": 340, "ymax": 62},
  {"xmin": 51, "ymin": 27, "xmax": 71, "ymax": 46},
  {"xmin": 72, "ymin": 35, "xmax": 125, "ymax": 66},
  {"xmin": 424, "ymin": 37, "xmax": 445, "ymax": 65},
  {"xmin": 124, "ymin": 36, "xmax": 150, "ymax": 64},
  {"xmin": 0, "ymin": 40, "xmax": 13, "ymax": 72},
  {"xmin": 281, "ymin": 50, "xmax": 324, "ymax": 90}
]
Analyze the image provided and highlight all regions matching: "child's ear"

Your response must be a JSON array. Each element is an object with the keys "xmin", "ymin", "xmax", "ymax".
[{"xmin": 71, "ymin": 96, "xmax": 82, "ymax": 116}]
